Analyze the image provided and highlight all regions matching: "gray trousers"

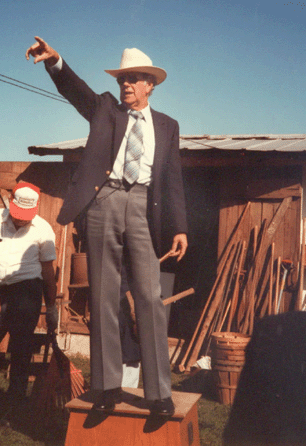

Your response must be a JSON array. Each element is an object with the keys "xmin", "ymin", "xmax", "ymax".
[{"xmin": 86, "ymin": 183, "xmax": 171, "ymax": 401}]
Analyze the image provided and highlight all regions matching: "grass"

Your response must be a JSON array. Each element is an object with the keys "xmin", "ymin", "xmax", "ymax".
[
  {"xmin": 171, "ymin": 367, "xmax": 231, "ymax": 446},
  {"xmin": 0, "ymin": 353, "xmax": 230, "ymax": 445}
]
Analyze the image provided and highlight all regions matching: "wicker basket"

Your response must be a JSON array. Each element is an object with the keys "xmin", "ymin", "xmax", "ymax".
[{"xmin": 211, "ymin": 332, "xmax": 251, "ymax": 405}]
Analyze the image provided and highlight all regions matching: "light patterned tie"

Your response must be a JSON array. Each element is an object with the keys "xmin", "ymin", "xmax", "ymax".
[{"xmin": 123, "ymin": 110, "xmax": 144, "ymax": 184}]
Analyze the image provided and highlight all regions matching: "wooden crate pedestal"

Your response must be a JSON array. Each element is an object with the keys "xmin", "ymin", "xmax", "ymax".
[{"xmin": 65, "ymin": 388, "xmax": 201, "ymax": 446}]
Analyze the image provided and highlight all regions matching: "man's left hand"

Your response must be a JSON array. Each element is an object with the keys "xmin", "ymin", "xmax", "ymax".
[
  {"xmin": 169, "ymin": 233, "xmax": 188, "ymax": 262},
  {"xmin": 46, "ymin": 305, "xmax": 59, "ymax": 332}
]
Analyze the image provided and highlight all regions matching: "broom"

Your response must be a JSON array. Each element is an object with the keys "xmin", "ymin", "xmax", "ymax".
[{"xmin": 31, "ymin": 331, "xmax": 88, "ymax": 420}]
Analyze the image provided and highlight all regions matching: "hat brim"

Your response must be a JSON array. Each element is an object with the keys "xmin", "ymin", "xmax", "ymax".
[
  {"xmin": 10, "ymin": 201, "xmax": 38, "ymax": 221},
  {"xmin": 105, "ymin": 66, "xmax": 167, "ymax": 85}
]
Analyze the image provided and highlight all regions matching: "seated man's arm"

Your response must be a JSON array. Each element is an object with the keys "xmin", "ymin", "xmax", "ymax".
[{"xmin": 41, "ymin": 260, "xmax": 58, "ymax": 332}]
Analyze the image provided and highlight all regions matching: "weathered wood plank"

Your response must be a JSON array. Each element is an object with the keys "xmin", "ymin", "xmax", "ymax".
[{"xmin": 245, "ymin": 181, "xmax": 302, "ymax": 199}]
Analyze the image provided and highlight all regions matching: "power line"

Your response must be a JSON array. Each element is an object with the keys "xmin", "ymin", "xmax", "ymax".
[
  {"xmin": 0, "ymin": 78, "xmax": 69, "ymax": 104},
  {"xmin": 0, "ymin": 73, "xmax": 70, "ymax": 105},
  {"xmin": 0, "ymin": 73, "xmax": 65, "ymax": 99}
]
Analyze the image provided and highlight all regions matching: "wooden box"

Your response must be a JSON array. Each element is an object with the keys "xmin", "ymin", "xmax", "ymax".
[{"xmin": 65, "ymin": 388, "xmax": 201, "ymax": 446}]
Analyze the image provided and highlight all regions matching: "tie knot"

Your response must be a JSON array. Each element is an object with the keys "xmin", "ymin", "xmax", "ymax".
[{"xmin": 130, "ymin": 110, "xmax": 144, "ymax": 120}]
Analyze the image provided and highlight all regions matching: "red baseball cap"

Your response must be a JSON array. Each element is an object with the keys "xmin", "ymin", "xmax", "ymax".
[{"xmin": 10, "ymin": 182, "xmax": 40, "ymax": 221}]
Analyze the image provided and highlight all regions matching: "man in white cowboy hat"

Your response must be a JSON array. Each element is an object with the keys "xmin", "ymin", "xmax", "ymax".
[
  {"xmin": 26, "ymin": 37, "xmax": 188, "ymax": 416},
  {"xmin": 0, "ymin": 182, "xmax": 58, "ymax": 402}
]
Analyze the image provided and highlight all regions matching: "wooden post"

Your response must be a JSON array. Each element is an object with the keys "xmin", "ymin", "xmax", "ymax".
[
  {"xmin": 178, "ymin": 244, "xmax": 234, "ymax": 372},
  {"xmin": 163, "ymin": 288, "xmax": 195, "ymax": 307},
  {"xmin": 65, "ymin": 388, "xmax": 202, "ymax": 446},
  {"xmin": 296, "ymin": 218, "xmax": 306, "ymax": 310},
  {"xmin": 226, "ymin": 240, "xmax": 246, "ymax": 332},
  {"xmin": 184, "ymin": 244, "xmax": 237, "ymax": 371},
  {"xmin": 268, "ymin": 243, "xmax": 275, "ymax": 315},
  {"xmin": 274, "ymin": 257, "xmax": 282, "ymax": 314}
]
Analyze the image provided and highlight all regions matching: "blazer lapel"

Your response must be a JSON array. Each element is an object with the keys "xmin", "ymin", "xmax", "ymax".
[
  {"xmin": 113, "ymin": 105, "xmax": 129, "ymax": 163},
  {"xmin": 151, "ymin": 109, "xmax": 167, "ymax": 179}
]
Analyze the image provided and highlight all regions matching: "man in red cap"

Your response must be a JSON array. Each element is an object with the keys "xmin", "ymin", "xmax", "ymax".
[{"xmin": 0, "ymin": 182, "xmax": 58, "ymax": 401}]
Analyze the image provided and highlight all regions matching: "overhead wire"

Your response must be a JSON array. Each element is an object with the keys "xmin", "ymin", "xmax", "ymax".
[{"xmin": 0, "ymin": 73, "xmax": 70, "ymax": 105}]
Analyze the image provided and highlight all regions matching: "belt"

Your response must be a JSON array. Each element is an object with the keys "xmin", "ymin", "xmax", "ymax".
[
  {"xmin": 105, "ymin": 179, "xmax": 127, "ymax": 189},
  {"xmin": 104, "ymin": 179, "xmax": 148, "ymax": 191}
]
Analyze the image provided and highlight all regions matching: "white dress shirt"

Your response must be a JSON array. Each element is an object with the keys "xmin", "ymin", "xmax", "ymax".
[
  {"xmin": 110, "ymin": 105, "xmax": 155, "ymax": 185},
  {"xmin": 0, "ymin": 209, "xmax": 56, "ymax": 285}
]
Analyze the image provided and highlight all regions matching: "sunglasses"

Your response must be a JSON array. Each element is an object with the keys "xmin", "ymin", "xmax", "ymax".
[{"xmin": 116, "ymin": 73, "xmax": 145, "ymax": 85}]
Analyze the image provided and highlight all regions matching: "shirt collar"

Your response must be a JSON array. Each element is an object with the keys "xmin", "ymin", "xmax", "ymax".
[{"xmin": 128, "ymin": 104, "xmax": 151, "ymax": 122}]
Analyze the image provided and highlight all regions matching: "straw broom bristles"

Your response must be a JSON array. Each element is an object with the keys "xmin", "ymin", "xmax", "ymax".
[{"xmin": 31, "ymin": 334, "xmax": 88, "ymax": 420}]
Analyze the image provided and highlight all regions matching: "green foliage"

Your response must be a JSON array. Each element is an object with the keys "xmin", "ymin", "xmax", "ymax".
[
  {"xmin": 171, "ymin": 369, "xmax": 231, "ymax": 446},
  {"xmin": 198, "ymin": 399, "xmax": 231, "ymax": 446}
]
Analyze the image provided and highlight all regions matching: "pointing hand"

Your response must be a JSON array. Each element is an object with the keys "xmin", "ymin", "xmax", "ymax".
[{"xmin": 25, "ymin": 36, "xmax": 59, "ymax": 66}]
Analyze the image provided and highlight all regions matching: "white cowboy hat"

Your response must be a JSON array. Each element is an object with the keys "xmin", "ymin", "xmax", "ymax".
[{"xmin": 105, "ymin": 48, "xmax": 167, "ymax": 85}]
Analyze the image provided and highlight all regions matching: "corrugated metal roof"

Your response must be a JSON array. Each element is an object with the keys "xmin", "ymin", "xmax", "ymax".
[
  {"xmin": 179, "ymin": 134, "xmax": 306, "ymax": 152},
  {"xmin": 28, "ymin": 134, "xmax": 306, "ymax": 155},
  {"xmin": 28, "ymin": 137, "xmax": 88, "ymax": 155}
]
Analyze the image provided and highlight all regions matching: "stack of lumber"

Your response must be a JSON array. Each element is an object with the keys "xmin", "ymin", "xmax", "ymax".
[{"xmin": 179, "ymin": 199, "xmax": 305, "ymax": 373}]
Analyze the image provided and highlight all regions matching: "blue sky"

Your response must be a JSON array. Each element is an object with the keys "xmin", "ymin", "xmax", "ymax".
[{"xmin": 0, "ymin": 0, "xmax": 305, "ymax": 161}]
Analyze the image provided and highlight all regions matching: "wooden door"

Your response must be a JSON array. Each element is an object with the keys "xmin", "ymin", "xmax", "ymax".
[{"xmin": 218, "ymin": 164, "xmax": 302, "ymax": 314}]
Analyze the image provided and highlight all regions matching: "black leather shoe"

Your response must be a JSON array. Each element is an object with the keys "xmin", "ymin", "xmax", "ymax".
[
  {"xmin": 92, "ymin": 388, "xmax": 122, "ymax": 412},
  {"xmin": 150, "ymin": 397, "xmax": 175, "ymax": 416}
]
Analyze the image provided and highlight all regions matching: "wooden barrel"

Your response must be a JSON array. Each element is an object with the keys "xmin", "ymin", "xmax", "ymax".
[
  {"xmin": 211, "ymin": 332, "xmax": 251, "ymax": 405},
  {"xmin": 71, "ymin": 253, "xmax": 88, "ymax": 285}
]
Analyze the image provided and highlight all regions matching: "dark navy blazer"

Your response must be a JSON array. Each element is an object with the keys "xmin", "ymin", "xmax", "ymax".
[{"xmin": 47, "ymin": 60, "xmax": 187, "ymax": 256}]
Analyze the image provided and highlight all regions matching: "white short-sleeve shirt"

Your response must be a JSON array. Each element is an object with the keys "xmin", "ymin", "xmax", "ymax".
[{"xmin": 0, "ymin": 209, "xmax": 56, "ymax": 285}]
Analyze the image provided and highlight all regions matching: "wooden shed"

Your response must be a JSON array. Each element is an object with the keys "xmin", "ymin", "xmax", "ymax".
[
  {"xmin": 177, "ymin": 135, "xmax": 306, "ymax": 343},
  {"xmin": 1, "ymin": 133, "xmax": 306, "ymax": 359}
]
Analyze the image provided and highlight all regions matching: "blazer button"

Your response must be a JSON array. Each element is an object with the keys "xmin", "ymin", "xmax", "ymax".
[
  {"xmin": 106, "ymin": 170, "xmax": 111, "ymax": 175},
  {"xmin": 95, "ymin": 186, "xmax": 99, "ymax": 192}
]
